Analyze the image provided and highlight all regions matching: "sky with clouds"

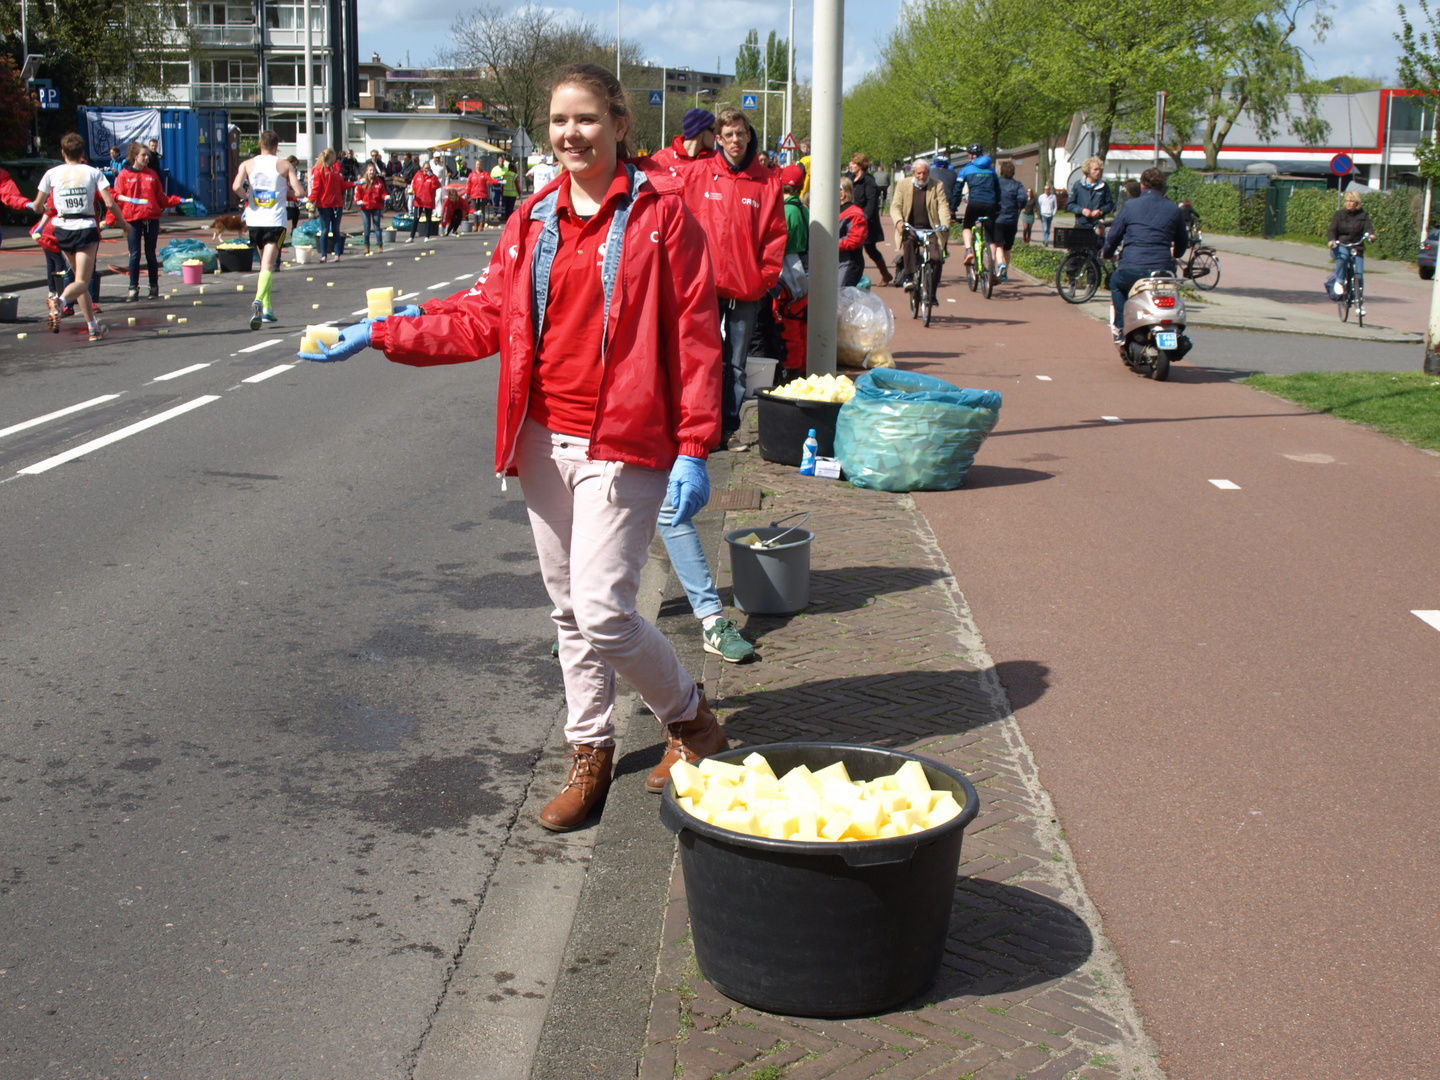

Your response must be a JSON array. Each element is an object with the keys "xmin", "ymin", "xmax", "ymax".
[{"xmin": 359, "ymin": 0, "xmax": 1407, "ymax": 94}]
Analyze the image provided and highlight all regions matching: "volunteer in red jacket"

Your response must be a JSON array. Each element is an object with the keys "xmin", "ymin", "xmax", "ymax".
[
  {"xmin": 297, "ymin": 62, "xmax": 726, "ymax": 831},
  {"xmin": 838, "ymin": 175, "xmax": 869, "ymax": 288},
  {"xmin": 0, "ymin": 166, "xmax": 34, "ymax": 248},
  {"xmin": 308, "ymin": 148, "xmax": 352, "ymax": 262},
  {"xmin": 650, "ymin": 108, "xmax": 716, "ymax": 171},
  {"xmin": 407, "ymin": 166, "xmax": 440, "ymax": 242},
  {"xmin": 676, "ymin": 107, "xmax": 786, "ymax": 446},
  {"xmin": 354, "ymin": 162, "xmax": 388, "ymax": 255},
  {"xmin": 113, "ymin": 141, "xmax": 184, "ymax": 301},
  {"xmin": 464, "ymin": 164, "xmax": 491, "ymax": 227}
]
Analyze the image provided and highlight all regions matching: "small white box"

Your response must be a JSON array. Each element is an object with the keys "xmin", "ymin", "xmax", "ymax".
[{"xmin": 813, "ymin": 456, "xmax": 842, "ymax": 479}]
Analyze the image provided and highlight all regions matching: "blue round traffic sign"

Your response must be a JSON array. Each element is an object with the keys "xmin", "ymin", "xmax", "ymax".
[{"xmin": 1330, "ymin": 153, "xmax": 1353, "ymax": 176}]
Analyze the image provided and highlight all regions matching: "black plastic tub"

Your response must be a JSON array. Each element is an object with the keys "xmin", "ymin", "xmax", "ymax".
[
  {"xmin": 756, "ymin": 390, "xmax": 843, "ymax": 466},
  {"xmin": 216, "ymin": 247, "xmax": 254, "ymax": 273},
  {"xmin": 659, "ymin": 742, "xmax": 979, "ymax": 1017}
]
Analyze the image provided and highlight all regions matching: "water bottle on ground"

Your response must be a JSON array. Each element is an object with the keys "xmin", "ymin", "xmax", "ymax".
[{"xmin": 799, "ymin": 428, "xmax": 818, "ymax": 476}]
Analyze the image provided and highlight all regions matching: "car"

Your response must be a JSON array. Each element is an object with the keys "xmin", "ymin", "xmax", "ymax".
[{"xmin": 1421, "ymin": 226, "xmax": 1437, "ymax": 280}]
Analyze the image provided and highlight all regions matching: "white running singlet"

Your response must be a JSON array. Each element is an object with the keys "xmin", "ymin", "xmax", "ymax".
[{"xmin": 244, "ymin": 154, "xmax": 289, "ymax": 228}]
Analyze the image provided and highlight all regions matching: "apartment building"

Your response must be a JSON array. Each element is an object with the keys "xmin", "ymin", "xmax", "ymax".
[{"xmin": 156, "ymin": 0, "xmax": 361, "ymax": 163}]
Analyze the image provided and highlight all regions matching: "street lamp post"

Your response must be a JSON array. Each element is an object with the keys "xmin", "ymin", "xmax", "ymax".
[
  {"xmin": 807, "ymin": 0, "xmax": 843, "ymax": 375},
  {"xmin": 784, "ymin": 0, "xmax": 794, "ymax": 162},
  {"xmin": 616, "ymin": 0, "xmax": 622, "ymax": 80},
  {"xmin": 303, "ymin": 0, "xmax": 315, "ymax": 164}
]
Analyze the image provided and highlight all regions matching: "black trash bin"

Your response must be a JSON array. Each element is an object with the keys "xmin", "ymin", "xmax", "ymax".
[
  {"xmin": 755, "ymin": 390, "xmax": 842, "ymax": 466},
  {"xmin": 659, "ymin": 742, "xmax": 979, "ymax": 1017}
]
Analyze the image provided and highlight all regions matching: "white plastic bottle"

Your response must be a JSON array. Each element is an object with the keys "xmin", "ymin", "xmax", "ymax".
[{"xmin": 799, "ymin": 428, "xmax": 818, "ymax": 476}]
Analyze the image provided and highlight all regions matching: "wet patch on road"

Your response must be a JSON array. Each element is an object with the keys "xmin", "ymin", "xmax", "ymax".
[
  {"xmin": 351, "ymin": 746, "xmax": 536, "ymax": 834},
  {"xmin": 312, "ymin": 699, "xmax": 419, "ymax": 752}
]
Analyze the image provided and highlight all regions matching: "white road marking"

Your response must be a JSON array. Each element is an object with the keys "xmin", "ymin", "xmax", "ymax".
[
  {"xmin": 238, "ymin": 338, "xmax": 283, "ymax": 354},
  {"xmin": 242, "ymin": 365, "xmax": 295, "ymax": 384},
  {"xmin": 1035, "ymin": 375, "xmax": 1052, "ymax": 381},
  {"xmin": 395, "ymin": 291, "xmax": 419, "ymax": 302},
  {"xmin": 1209, "ymin": 479, "xmax": 1241, "ymax": 489},
  {"xmin": 351, "ymin": 308, "xmax": 368, "ymax": 316},
  {"xmin": 1413, "ymin": 610, "xmax": 1440, "ymax": 632},
  {"xmin": 0, "ymin": 395, "xmax": 124, "ymax": 440},
  {"xmin": 153, "ymin": 362, "xmax": 212, "ymax": 382},
  {"xmin": 1102, "ymin": 416, "xmax": 1122, "ymax": 422},
  {"xmin": 427, "ymin": 281, "xmax": 451, "ymax": 290},
  {"xmin": 17, "ymin": 396, "xmax": 221, "ymax": 476}
]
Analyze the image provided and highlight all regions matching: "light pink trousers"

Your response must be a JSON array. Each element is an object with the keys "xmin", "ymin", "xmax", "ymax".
[{"xmin": 516, "ymin": 420, "xmax": 700, "ymax": 746}]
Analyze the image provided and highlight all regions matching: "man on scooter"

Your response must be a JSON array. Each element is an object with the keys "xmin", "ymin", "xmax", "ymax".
[{"xmin": 1102, "ymin": 168, "xmax": 1189, "ymax": 345}]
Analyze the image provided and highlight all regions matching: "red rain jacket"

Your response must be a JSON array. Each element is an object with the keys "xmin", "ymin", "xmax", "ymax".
[
  {"xmin": 649, "ymin": 137, "xmax": 715, "ymax": 172},
  {"xmin": 465, "ymin": 170, "xmax": 492, "ymax": 198},
  {"xmin": 674, "ymin": 151, "xmax": 786, "ymax": 301},
  {"xmin": 0, "ymin": 168, "xmax": 32, "ymax": 213},
  {"xmin": 112, "ymin": 165, "xmax": 183, "ymax": 223},
  {"xmin": 409, "ymin": 170, "xmax": 441, "ymax": 209},
  {"xmin": 370, "ymin": 165, "xmax": 722, "ymax": 474},
  {"xmin": 308, "ymin": 164, "xmax": 351, "ymax": 209},
  {"xmin": 354, "ymin": 178, "xmax": 387, "ymax": 210}
]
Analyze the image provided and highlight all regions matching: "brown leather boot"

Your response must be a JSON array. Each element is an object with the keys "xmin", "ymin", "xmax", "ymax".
[
  {"xmin": 646, "ymin": 693, "xmax": 727, "ymax": 793},
  {"xmin": 539, "ymin": 744, "xmax": 615, "ymax": 832}
]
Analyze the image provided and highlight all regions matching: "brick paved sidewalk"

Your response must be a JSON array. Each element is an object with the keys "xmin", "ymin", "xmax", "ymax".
[{"xmin": 639, "ymin": 421, "xmax": 1165, "ymax": 1080}]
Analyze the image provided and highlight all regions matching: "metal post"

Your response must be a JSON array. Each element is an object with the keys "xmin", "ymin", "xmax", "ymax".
[
  {"xmin": 660, "ymin": 68, "xmax": 666, "ymax": 148},
  {"xmin": 1153, "ymin": 90, "xmax": 1166, "ymax": 169},
  {"xmin": 762, "ymin": 50, "xmax": 768, "ymax": 154},
  {"xmin": 303, "ymin": 0, "xmax": 315, "ymax": 165},
  {"xmin": 616, "ymin": 0, "xmax": 622, "ymax": 80},
  {"xmin": 784, "ymin": 0, "xmax": 794, "ymax": 163},
  {"xmin": 1427, "ymin": 257, "xmax": 1440, "ymax": 373},
  {"xmin": 806, "ymin": 0, "xmax": 843, "ymax": 376}
]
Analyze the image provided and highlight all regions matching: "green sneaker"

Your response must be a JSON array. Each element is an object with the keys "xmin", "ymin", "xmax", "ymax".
[{"xmin": 703, "ymin": 617, "xmax": 754, "ymax": 663}]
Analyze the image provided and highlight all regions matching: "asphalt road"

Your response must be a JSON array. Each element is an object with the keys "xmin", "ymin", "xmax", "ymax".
[{"xmin": 0, "ymin": 234, "xmax": 569, "ymax": 1078}]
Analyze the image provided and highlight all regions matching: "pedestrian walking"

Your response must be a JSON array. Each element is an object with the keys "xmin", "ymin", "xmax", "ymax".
[
  {"xmin": 675, "ymin": 106, "xmax": 786, "ymax": 448},
  {"xmin": 1038, "ymin": 183, "xmax": 1057, "ymax": 245},
  {"xmin": 465, "ymin": 164, "xmax": 492, "ymax": 227},
  {"xmin": 234, "ymin": 129, "xmax": 301, "ymax": 330},
  {"xmin": 428, "ymin": 153, "xmax": 450, "ymax": 202},
  {"xmin": 407, "ymin": 165, "xmax": 440, "ymax": 241},
  {"xmin": 488, "ymin": 156, "xmax": 507, "ymax": 216},
  {"xmin": 495, "ymin": 158, "xmax": 519, "ymax": 220},
  {"xmin": 112, "ymin": 140, "xmax": 183, "ymax": 302},
  {"xmin": 34, "ymin": 192, "xmax": 102, "ymax": 318},
  {"xmin": 873, "ymin": 162, "xmax": 890, "ymax": 208},
  {"xmin": 992, "ymin": 160, "xmax": 1027, "ymax": 282},
  {"xmin": 34, "ymin": 133, "xmax": 122, "ymax": 341},
  {"xmin": 298, "ymin": 62, "xmax": 727, "ymax": 832},
  {"xmin": 1020, "ymin": 185, "xmax": 1036, "ymax": 245},
  {"xmin": 848, "ymin": 152, "xmax": 892, "ymax": 286},
  {"xmin": 355, "ymin": 162, "xmax": 388, "ymax": 254},
  {"xmin": 285, "ymin": 156, "xmax": 302, "ymax": 235}
]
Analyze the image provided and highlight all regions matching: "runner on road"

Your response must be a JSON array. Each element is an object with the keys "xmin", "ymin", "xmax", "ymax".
[
  {"xmin": 33, "ymin": 132, "xmax": 123, "ymax": 341},
  {"xmin": 233, "ymin": 130, "xmax": 299, "ymax": 330}
]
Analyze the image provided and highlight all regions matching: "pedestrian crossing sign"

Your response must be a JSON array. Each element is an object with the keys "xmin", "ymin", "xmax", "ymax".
[
  {"xmin": 649, "ymin": 91, "xmax": 663, "ymax": 107},
  {"xmin": 742, "ymin": 94, "xmax": 758, "ymax": 110}
]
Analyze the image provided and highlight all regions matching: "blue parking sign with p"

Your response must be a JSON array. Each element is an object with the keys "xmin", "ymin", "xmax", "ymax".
[
  {"xmin": 742, "ymin": 94, "xmax": 758, "ymax": 110},
  {"xmin": 649, "ymin": 91, "xmax": 663, "ymax": 107}
]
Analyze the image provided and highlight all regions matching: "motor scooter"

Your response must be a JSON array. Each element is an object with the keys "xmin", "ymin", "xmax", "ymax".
[{"xmin": 1116, "ymin": 274, "xmax": 1192, "ymax": 381}]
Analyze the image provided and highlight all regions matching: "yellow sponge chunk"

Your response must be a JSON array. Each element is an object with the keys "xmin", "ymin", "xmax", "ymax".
[
  {"xmin": 779, "ymin": 765, "xmax": 822, "ymax": 796},
  {"xmin": 877, "ymin": 790, "xmax": 910, "ymax": 816},
  {"xmin": 878, "ymin": 822, "xmax": 903, "ymax": 838},
  {"xmin": 742, "ymin": 752, "xmax": 776, "ymax": 777},
  {"xmin": 795, "ymin": 806, "xmax": 819, "ymax": 840},
  {"xmin": 847, "ymin": 800, "xmax": 883, "ymax": 839},
  {"xmin": 926, "ymin": 794, "xmax": 962, "ymax": 828},
  {"xmin": 744, "ymin": 771, "xmax": 783, "ymax": 803},
  {"xmin": 698, "ymin": 758, "xmax": 745, "ymax": 783},
  {"xmin": 670, "ymin": 759, "xmax": 706, "ymax": 800},
  {"xmin": 895, "ymin": 760, "xmax": 932, "ymax": 794},
  {"xmin": 819, "ymin": 810, "xmax": 852, "ymax": 841},
  {"xmin": 697, "ymin": 781, "xmax": 740, "ymax": 816},
  {"xmin": 713, "ymin": 809, "xmax": 761, "ymax": 836},
  {"xmin": 813, "ymin": 760, "xmax": 852, "ymax": 785},
  {"xmin": 890, "ymin": 807, "xmax": 925, "ymax": 833}
]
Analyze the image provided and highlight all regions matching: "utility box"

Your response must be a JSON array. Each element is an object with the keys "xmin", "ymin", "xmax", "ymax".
[{"xmin": 78, "ymin": 107, "xmax": 233, "ymax": 211}]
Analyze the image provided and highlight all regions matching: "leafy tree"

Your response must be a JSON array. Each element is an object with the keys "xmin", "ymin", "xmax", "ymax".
[
  {"xmin": 1161, "ymin": 0, "xmax": 1332, "ymax": 170},
  {"xmin": 0, "ymin": 54, "xmax": 34, "ymax": 156},
  {"xmin": 1398, "ymin": 0, "xmax": 1440, "ymax": 92}
]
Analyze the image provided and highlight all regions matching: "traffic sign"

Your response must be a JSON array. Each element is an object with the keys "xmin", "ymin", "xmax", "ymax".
[
  {"xmin": 742, "ymin": 93, "xmax": 758, "ymax": 110},
  {"xmin": 649, "ymin": 91, "xmax": 663, "ymax": 107},
  {"xmin": 1330, "ymin": 153, "xmax": 1353, "ymax": 176},
  {"xmin": 38, "ymin": 88, "xmax": 58, "ymax": 110},
  {"xmin": 779, "ymin": 133, "xmax": 797, "ymax": 152}
]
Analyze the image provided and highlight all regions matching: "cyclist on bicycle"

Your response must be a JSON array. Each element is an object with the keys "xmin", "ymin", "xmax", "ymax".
[
  {"xmin": 956, "ymin": 143, "xmax": 999, "ymax": 268},
  {"xmin": 1101, "ymin": 167, "xmax": 1188, "ymax": 344},
  {"xmin": 890, "ymin": 158, "xmax": 950, "ymax": 292},
  {"xmin": 1328, "ymin": 191, "xmax": 1376, "ymax": 316},
  {"xmin": 1069, "ymin": 156, "xmax": 1114, "ymax": 235}
]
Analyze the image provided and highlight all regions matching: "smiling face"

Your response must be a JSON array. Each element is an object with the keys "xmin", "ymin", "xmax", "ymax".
[{"xmin": 549, "ymin": 82, "xmax": 626, "ymax": 183}]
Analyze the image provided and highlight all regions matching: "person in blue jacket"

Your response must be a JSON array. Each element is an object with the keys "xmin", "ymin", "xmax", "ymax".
[
  {"xmin": 1068, "ymin": 155, "xmax": 1114, "ymax": 235},
  {"xmin": 991, "ymin": 160, "xmax": 1028, "ymax": 283},
  {"xmin": 1101, "ymin": 167, "xmax": 1188, "ymax": 343},
  {"xmin": 956, "ymin": 144, "xmax": 999, "ymax": 267}
]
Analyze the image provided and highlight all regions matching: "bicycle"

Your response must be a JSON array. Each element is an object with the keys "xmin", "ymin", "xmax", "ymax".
[
  {"xmin": 901, "ymin": 223, "xmax": 942, "ymax": 327},
  {"xmin": 1182, "ymin": 227, "xmax": 1221, "ymax": 291},
  {"xmin": 964, "ymin": 215, "xmax": 994, "ymax": 299},
  {"xmin": 1053, "ymin": 223, "xmax": 1113, "ymax": 304},
  {"xmin": 1332, "ymin": 239, "xmax": 1369, "ymax": 327}
]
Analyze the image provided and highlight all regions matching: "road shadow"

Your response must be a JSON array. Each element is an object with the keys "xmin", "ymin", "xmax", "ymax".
[
  {"xmin": 962, "ymin": 464, "xmax": 1055, "ymax": 488},
  {"xmin": 718, "ymin": 565, "xmax": 952, "ymax": 633},
  {"xmin": 993, "ymin": 658, "xmax": 1049, "ymax": 712}
]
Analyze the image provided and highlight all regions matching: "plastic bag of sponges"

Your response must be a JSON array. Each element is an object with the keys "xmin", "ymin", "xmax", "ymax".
[
  {"xmin": 836, "ymin": 285, "xmax": 895, "ymax": 369},
  {"xmin": 834, "ymin": 369, "xmax": 1002, "ymax": 491}
]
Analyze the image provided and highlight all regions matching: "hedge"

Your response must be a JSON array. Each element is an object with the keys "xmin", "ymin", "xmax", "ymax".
[
  {"xmin": 1283, "ymin": 187, "xmax": 1421, "ymax": 262},
  {"xmin": 1166, "ymin": 169, "xmax": 1243, "ymax": 234}
]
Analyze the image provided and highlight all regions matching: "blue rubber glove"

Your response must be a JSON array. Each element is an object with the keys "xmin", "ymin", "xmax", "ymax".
[
  {"xmin": 366, "ymin": 304, "xmax": 422, "ymax": 324},
  {"xmin": 299, "ymin": 321, "xmax": 370, "ymax": 362},
  {"xmin": 667, "ymin": 455, "xmax": 710, "ymax": 526}
]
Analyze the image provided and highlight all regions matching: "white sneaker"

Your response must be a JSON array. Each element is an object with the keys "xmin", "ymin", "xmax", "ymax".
[{"xmin": 1359, "ymin": 304, "xmax": 1366, "ymax": 316}]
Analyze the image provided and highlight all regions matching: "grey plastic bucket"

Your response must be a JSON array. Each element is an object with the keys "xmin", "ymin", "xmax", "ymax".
[{"xmin": 726, "ymin": 514, "xmax": 812, "ymax": 615}]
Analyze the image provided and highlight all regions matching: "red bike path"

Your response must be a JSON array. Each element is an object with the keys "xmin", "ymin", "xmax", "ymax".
[{"xmin": 892, "ymin": 273, "xmax": 1438, "ymax": 1079}]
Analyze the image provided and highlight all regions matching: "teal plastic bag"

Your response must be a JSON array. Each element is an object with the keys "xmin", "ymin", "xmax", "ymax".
[
  {"xmin": 834, "ymin": 370, "xmax": 1001, "ymax": 491},
  {"xmin": 159, "ymin": 238, "xmax": 218, "ymax": 274}
]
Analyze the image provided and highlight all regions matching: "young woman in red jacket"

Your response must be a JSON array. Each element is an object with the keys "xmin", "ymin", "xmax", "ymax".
[
  {"xmin": 407, "ymin": 167, "xmax": 440, "ymax": 242},
  {"xmin": 354, "ymin": 162, "xmax": 388, "ymax": 254},
  {"xmin": 308, "ymin": 148, "xmax": 352, "ymax": 262},
  {"xmin": 113, "ymin": 141, "xmax": 184, "ymax": 301},
  {"xmin": 838, "ymin": 175, "xmax": 869, "ymax": 288},
  {"xmin": 464, "ymin": 165, "xmax": 491, "ymax": 226},
  {"xmin": 298, "ymin": 63, "xmax": 726, "ymax": 831}
]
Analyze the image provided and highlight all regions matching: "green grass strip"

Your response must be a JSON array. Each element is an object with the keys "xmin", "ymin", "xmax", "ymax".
[{"xmin": 1245, "ymin": 371, "xmax": 1440, "ymax": 451}]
